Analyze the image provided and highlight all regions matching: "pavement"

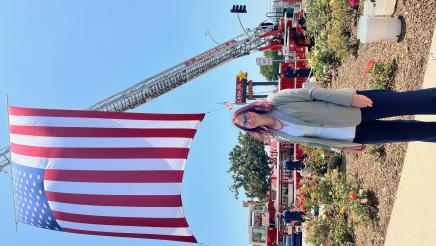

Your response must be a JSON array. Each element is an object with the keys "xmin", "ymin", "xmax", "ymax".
[{"xmin": 384, "ymin": 25, "xmax": 436, "ymax": 246}]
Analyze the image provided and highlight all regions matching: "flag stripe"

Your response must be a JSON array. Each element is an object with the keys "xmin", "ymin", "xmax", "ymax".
[
  {"xmin": 10, "ymin": 116, "xmax": 202, "ymax": 129},
  {"xmin": 9, "ymin": 106, "xmax": 205, "ymax": 121},
  {"xmin": 45, "ymin": 170, "xmax": 184, "ymax": 183},
  {"xmin": 10, "ymin": 106, "xmax": 201, "ymax": 243},
  {"xmin": 48, "ymin": 201, "xmax": 185, "ymax": 218},
  {"xmin": 12, "ymin": 154, "xmax": 186, "ymax": 170},
  {"xmin": 63, "ymin": 228, "xmax": 197, "ymax": 243},
  {"xmin": 58, "ymin": 220, "xmax": 194, "ymax": 236},
  {"xmin": 46, "ymin": 192, "xmax": 183, "ymax": 207},
  {"xmin": 10, "ymin": 125, "xmax": 198, "ymax": 138},
  {"xmin": 44, "ymin": 181, "xmax": 182, "ymax": 195},
  {"xmin": 11, "ymin": 134, "xmax": 192, "ymax": 148},
  {"xmin": 52, "ymin": 211, "xmax": 189, "ymax": 227},
  {"xmin": 11, "ymin": 143, "xmax": 190, "ymax": 159}
]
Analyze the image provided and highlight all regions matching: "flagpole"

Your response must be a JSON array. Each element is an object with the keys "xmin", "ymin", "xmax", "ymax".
[{"xmin": 6, "ymin": 95, "xmax": 19, "ymax": 232}]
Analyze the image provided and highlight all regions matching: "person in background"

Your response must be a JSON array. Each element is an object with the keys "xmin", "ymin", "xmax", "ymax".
[
  {"xmin": 280, "ymin": 65, "xmax": 311, "ymax": 79},
  {"xmin": 282, "ymin": 155, "xmax": 306, "ymax": 171},
  {"xmin": 280, "ymin": 210, "xmax": 306, "ymax": 223}
]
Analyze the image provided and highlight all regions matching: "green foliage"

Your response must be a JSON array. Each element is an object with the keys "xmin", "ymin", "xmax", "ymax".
[
  {"xmin": 300, "ymin": 171, "xmax": 370, "ymax": 246},
  {"xmin": 259, "ymin": 50, "xmax": 284, "ymax": 81},
  {"xmin": 304, "ymin": 0, "xmax": 331, "ymax": 37},
  {"xmin": 304, "ymin": 212, "xmax": 354, "ymax": 246},
  {"xmin": 366, "ymin": 59, "xmax": 397, "ymax": 90},
  {"xmin": 228, "ymin": 132, "xmax": 271, "ymax": 201},
  {"xmin": 304, "ymin": 0, "xmax": 356, "ymax": 81},
  {"xmin": 307, "ymin": 38, "xmax": 337, "ymax": 82},
  {"xmin": 327, "ymin": 0, "xmax": 355, "ymax": 60},
  {"xmin": 301, "ymin": 146, "xmax": 342, "ymax": 175}
]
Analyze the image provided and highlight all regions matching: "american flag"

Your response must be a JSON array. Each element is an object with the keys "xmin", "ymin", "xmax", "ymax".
[{"xmin": 9, "ymin": 106, "xmax": 204, "ymax": 243}]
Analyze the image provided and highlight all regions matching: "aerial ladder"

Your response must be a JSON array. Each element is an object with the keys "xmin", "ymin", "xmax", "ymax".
[
  {"xmin": 89, "ymin": 26, "xmax": 275, "ymax": 111},
  {"xmin": 1, "ymin": 25, "xmax": 276, "ymax": 171}
]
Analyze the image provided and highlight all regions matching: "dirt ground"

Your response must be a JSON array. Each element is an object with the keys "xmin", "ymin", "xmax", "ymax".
[{"xmin": 330, "ymin": 0, "xmax": 436, "ymax": 245}]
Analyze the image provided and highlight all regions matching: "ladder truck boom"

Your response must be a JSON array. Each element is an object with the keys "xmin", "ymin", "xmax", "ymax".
[{"xmin": 88, "ymin": 26, "xmax": 274, "ymax": 111}]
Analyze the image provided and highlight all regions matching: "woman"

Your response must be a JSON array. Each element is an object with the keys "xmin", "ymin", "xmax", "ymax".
[{"xmin": 232, "ymin": 87, "xmax": 436, "ymax": 153}]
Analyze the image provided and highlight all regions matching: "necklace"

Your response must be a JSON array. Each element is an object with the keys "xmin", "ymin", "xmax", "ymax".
[{"xmin": 271, "ymin": 117, "xmax": 284, "ymax": 130}]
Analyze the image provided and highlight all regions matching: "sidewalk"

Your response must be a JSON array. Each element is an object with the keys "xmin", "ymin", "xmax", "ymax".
[{"xmin": 384, "ymin": 25, "xmax": 436, "ymax": 246}]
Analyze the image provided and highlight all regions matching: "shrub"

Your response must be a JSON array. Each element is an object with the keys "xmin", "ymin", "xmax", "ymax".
[
  {"xmin": 366, "ymin": 58, "xmax": 397, "ymax": 90},
  {"xmin": 304, "ymin": 0, "xmax": 356, "ymax": 81},
  {"xmin": 304, "ymin": 0, "xmax": 331, "ymax": 38},
  {"xmin": 327, "ymin": 0, "xmax": 355, "ymax": 60},
  {"xmin": 301, "ymin": 171, "xmax": 370, "ymax": 246},
  {"xmin": 307, "ymin": 38, "xmax": 337, "ymax": 82}
]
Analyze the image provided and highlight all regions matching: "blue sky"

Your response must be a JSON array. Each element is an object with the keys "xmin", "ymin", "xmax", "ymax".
[{"xmin": 0, "ymin": 1, "xmax": 272, "ymax": 246}]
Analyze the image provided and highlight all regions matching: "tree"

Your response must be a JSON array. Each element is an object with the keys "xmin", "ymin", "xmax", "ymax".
[
  {"xmin": 228, "ymin": 132, "xmax": 271, "ymax": 201},
  {"xmin": 259, "ymin": 50, "xmax": 284, "ymax": 81}
]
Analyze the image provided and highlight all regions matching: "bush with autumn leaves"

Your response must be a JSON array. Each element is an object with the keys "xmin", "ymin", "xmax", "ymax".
[
  {"xmin": 304, "ymin": 0, "xmax": 357, "ymax": 82},
  {"xmin": 301, "ymin": 146, "xmax": 342, "ymax": 175},
  {"xmin": 366, "ymin": 58, "xmax": 397, "ymax": 90},
  {"xmin": 296, "ymin": 171, "xmax": 370, "ymax": 246}
]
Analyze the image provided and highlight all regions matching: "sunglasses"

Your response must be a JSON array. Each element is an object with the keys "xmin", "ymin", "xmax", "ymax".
[{"xmin": 242, "ymin": 113, "xmax": 250, "ymax": 128}]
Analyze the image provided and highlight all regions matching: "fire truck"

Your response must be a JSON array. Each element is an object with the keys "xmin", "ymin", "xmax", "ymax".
[
  {"xmin": 1, "ymin": 1, "xmax": 312, "ymax": 246},
  {"xmin": 247, "ymin": 141, "xmax": 306, "ymax": 246},
  {"xmin": 247, "ymin": 202, "xmax": 277, "ymax": 246},
  {"xmin": 246, "ymin": 1, "xmax": 312, "ymax": 244}
]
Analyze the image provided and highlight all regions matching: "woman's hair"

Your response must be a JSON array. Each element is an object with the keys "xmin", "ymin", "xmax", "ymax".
[{"xmin": 232, "ymin": 100, "xmax": 274, "ymax": 143}]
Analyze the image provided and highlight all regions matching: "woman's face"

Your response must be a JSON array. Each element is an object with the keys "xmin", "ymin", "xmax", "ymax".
[{"xmin": 234, "ymin": 112, "xmax": 261, "ymax": 129}]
